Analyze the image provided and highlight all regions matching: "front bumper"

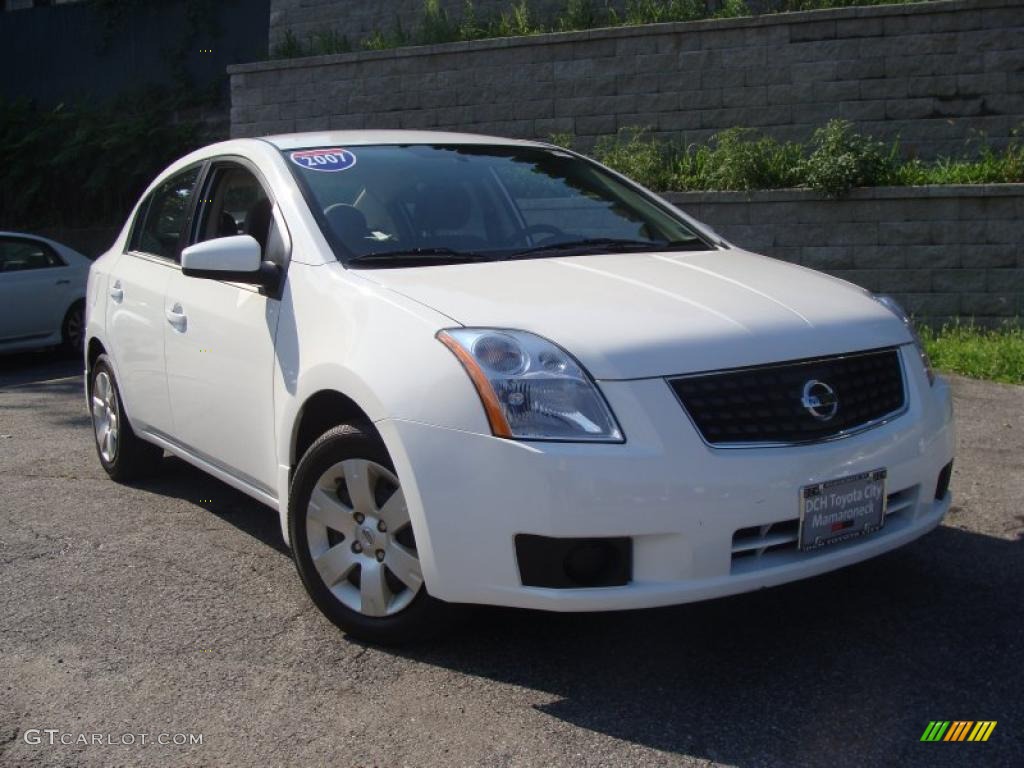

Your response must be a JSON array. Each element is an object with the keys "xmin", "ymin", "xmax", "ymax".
[{"xmin": 377, "ymin": 347, "xmax": 956, "ymax": 611}]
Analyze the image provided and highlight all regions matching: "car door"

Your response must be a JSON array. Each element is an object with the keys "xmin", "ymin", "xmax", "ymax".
[
  {"xmin": 0, "ymin": 236, "xmax": 71, "ymax": 345},
  {"xmin": 162, "ymin": 160, "xmax": 285, "ymax": 495},
  {"xmin": 106, "ymin": 165, "xmax": 201, "ymax": 436}
]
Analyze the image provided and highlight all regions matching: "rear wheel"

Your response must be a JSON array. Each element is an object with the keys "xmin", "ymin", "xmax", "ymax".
[
  {"xmin": 89, "ymin": 355, "xmax": 163, "ymax": 481},
  {"xmin": 288, "ymin": 423, "xmax": 451, "ymax": 644},
  {"xmin": 61, "ymin": 300, "xmax": 84, "ymax": 354}
]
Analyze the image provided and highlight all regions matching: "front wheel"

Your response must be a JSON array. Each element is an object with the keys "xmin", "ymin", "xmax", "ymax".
[{"xmin": 288, "ymin": 424, "xmax": 452, "ymax": 645}]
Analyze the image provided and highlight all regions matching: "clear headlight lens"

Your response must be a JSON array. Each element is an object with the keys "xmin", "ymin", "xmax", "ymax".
[
  {"xmin": 438, "ymin": 328, "xmax": 623, "ymax": 442},
  {"xmin": 874, "ymin": 294, "xmax": 935, "ymax": 386}
]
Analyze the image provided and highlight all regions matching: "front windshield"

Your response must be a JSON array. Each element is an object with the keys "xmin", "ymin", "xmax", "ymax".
[{"xmin": 284, "ymin": 143, "xmax": 709, "ymax": 266}]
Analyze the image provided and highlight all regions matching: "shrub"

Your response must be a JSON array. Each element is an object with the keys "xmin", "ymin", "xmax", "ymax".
[
  {"xmin": 702, "ymin": 128, "xmax": 804, "ymax": 191},
  {"xmin": 593, "ymin": 128, "xmax": 679, "ymax": 191},
  {"xmin": 802, "ymin": 119, "xmax": 895, "ymax": 197}
]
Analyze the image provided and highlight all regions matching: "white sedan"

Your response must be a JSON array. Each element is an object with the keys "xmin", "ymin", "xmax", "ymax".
[
  {"xmin": 83, "ymin": 131, "xmax": 955, "ymax": 644},
  {"xmin": 0, "ymin": 231, "xmax": 90, "ymax": 354}
]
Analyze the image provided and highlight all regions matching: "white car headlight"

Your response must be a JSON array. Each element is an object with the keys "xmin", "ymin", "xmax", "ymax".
[
  {"xmin": 438, "ymin": 328, "xmax": 623, "ymax": 442},
  {"xmin": 873, "ymin": 294, "xmax": 935, "ymax": 386}
]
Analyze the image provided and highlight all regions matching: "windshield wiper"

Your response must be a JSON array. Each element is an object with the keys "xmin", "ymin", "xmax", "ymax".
[
  {"xmin": 506, "ymin": 237, "xmax": 708, "ymax": 259},
  {"xmin": 346, "ymin": 248, "xmax": 495, "ymax": 268}
]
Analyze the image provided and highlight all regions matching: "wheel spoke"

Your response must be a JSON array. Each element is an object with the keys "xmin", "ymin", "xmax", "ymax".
[
  {"xmin": 314, "ymin": 543, "xmax": 359, "ymax": 587},
  {"xmin": 342, "ymin": 459, "xmax": 377, "ymax": 516},
  {"xmin": 308, "ymin": 487, "xmax": 357, "ymax": 536},
  {"xmin": 377, "ymin": 486, "xmax": 409, "ymax": 530},
  {"xmin": 359, "ymin": 560, "xmax": 391, "ymax": 617},
  {"xmin": 92, "ymin": 397, "xmax": 106, "ymax": 421},
  {"xmin": 385, "ymin": 542, "xmax": 423, "ymax": 592},
  {"xmin": 94, "ymin": 373, "xmax": 108, "ymax": 401}
]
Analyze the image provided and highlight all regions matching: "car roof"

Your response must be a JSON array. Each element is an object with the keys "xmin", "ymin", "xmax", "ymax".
[{"xmin": 260, "ymin": 129, "xmax": 550, "ymax": 150}]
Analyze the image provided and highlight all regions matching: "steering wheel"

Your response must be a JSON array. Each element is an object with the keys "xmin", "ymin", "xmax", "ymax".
[{"xmin": 503, "ymin": 224, "xmax": 566, "ymax": 247}]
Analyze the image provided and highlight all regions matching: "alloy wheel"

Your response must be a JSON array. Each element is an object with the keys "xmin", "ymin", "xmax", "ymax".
[
  {"xmin": 91, "ymin": 371, "xmax": 119, "ymax": 463},
  {"xmin": 305, "ymin": 459, "xmax": 423, "ymax": 617}
]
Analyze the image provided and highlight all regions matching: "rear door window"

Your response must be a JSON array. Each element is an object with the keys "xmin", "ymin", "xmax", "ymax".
[
  {"xmin": 0, "ymin": 237, "xmax": 65, "ymax": 272},
  {"xmin": 131, "ymin": 166, "xmax": 201, "ymax": 261}
]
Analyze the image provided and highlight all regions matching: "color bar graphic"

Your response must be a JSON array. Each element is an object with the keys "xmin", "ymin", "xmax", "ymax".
[{"xmin": 921, "ymin": 721, "xmax": 996, "ymax": 742}]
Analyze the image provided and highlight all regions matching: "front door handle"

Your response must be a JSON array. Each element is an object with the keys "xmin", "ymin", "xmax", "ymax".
[
  {"xmin": 55, "ymin": 279, "xmax": 71, "ymax": 286},
  {"xmin": 109, "ymin": 280, "xmax": 124, "ymax": 303},
  {"xmin": 165, "ymin": 302, "xmax": 187, "ymax": 333}
]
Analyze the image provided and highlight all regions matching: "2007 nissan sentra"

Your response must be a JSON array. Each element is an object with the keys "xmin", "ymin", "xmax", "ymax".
[{"xmin": 84, "ymin": 131, "xmax": 955, "ymax": 644}]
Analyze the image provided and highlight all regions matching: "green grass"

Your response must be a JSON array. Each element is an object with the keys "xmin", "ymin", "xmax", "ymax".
[{"xmin": 920, "ymin": 325, "xmax": 1024, "ymax": 385}]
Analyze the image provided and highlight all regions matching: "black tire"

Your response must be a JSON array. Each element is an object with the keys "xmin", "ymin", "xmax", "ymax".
[
  {"xmin": 61, "ymin": 300, "xmax": 85, "ymax": 354},
  {"xmin": 89, "ymin": 355, "xmax": 163, "ymax": 481},
  {"xmin": 288, "ymin": 423, "xmax": 453, "ymax": 645}
]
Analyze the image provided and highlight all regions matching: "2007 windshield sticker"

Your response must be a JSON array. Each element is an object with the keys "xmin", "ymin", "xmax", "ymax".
[{"xmin": 290, "ymin": 148, "xmax": 357, "ymax": 172}]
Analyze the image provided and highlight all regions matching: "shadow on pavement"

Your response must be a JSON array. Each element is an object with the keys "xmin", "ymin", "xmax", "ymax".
[
  {"xmin": 392, "ymin": 523, "xmax": 1023, "ymax": 767},
  {"xmin": 133, "ymin": 455, "xmax": 291, "ymax": 557},
  {"xmin": 0, "ymin": 348, "xmax": 81, "ymax": 389}
]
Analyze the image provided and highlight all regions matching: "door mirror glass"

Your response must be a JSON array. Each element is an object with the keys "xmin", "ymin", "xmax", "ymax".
[{"xmin": 181, "ymin": 235, "xmax": 263, "ymax": 282}]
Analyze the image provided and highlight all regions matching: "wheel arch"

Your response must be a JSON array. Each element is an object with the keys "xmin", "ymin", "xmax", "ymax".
[
  {"xmin": 86, "ymin": 337, "xmax": 106, "ymax": 379},
  {"xmin": 289, "ymin": 389, "xmax": 377, "ymax": 473}
]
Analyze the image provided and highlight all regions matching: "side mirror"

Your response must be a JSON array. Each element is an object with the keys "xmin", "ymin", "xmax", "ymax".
[{"xmin": 181, "ymin": 235, "xmax": 280, "ymax": 290}]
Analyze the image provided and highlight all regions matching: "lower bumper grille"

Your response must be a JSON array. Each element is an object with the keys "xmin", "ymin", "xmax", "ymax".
[
  {"xmin": 669, "ymin": 348, "xmax": 906, "ymax": 446},
  {"xmin": 730, "ymin": 485, "xmax": 919, "ymax": 573}
]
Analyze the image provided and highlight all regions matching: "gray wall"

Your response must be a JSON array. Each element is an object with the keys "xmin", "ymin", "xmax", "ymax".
[
  {"xmin": 235, "ymin": 0, "xmax": 1024, "ymax": 158},
  {"xmin": 665, "ymin": 185, "xmax": 1024, "ymax": 326}
]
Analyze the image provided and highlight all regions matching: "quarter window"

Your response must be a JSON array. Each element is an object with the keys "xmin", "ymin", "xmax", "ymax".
[
  {"xmin": 0, "ymin": 237, "xmax": 65, "ymax": 272},
  {"xmin": 131, "ymin": 166, "xmax": 200, "ymax": 261}
]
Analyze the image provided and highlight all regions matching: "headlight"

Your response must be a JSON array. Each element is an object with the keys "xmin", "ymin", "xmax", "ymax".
[
  {"xmin": 873, "ymin": 294, "xmax": 935, "ymax": 386},
  {"xmin": 437, "ymin": 328, "xmax": 623, "ymax": 442}
]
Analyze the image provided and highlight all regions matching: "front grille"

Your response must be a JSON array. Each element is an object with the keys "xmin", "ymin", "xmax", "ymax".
[{"xmin": 669, "ymin": 348, "xmax": 905, "ymax": 446}]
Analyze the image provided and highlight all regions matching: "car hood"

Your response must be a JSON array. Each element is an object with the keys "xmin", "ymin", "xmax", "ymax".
[{"xmin": 362, "ymin": 248, "xmax": 911, "ymax": 380}]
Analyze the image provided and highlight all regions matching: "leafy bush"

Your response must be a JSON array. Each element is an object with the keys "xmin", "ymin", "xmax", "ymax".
[
  {"xmin": 589, "ymin": 126, "xmax": 803, "ymax": 192},
  {"xmin": 625, "ymin": 0, "xmax": 705, "ymax": 24},
  {"xmin": 593, "ymin": 128, "xmax": 679, "ymax": 191},
  {"xmin": 568, "ymin": 120, "xmax": 1024, "ymax": 195},
  {"xmin": 558, "ymin": 0, "xmax": 601, "ymax": 32},
  {"xmin": 802, "ymin": 119, "xmax": 895, "ymax": 197},
  {"xmin": 0, "ymin": 93, "xmax": 209, "ymax": 231},
  {"xmin": 495, "ymin": 1, "xmax": 536, "ymax": 37},
  {"xmin": 421, "ymin": 0, "xmax": 456, "ymax": 44},
  {"xmin": 702, "ymin": 128, "xmax": 804, "ymax": 191}
]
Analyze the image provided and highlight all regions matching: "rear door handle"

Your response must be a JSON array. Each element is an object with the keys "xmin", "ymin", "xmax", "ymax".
[
  {"xmin": 109, "ymin": 280, "xmax": 124, "ymax": 303},
  {"xmin": 165, "ymin": 302, "xmax": 187, "ymax": 332},
  {"xmin": 56, "ymin": 279, "xmax": 71, "ymax": 286}
]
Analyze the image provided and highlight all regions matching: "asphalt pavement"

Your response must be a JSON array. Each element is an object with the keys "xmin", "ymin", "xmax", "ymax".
[{"xmin": 1, "ymin": 349, "xmax": 1021, "ymax": 768}]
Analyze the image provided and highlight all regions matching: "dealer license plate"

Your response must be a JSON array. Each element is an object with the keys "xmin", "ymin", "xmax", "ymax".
[{"xmin": 798, "ymin": 469, "xmax": 887, "ymax": 551}]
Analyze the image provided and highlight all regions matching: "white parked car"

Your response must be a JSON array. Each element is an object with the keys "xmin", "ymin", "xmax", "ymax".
[
  {"xmin": 1, "ymin": 231, "xmax": 90, "ymax": 354},
  {"xmin": 85, "ymin": 131, "xmax": 955, "ymax": 643}
]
